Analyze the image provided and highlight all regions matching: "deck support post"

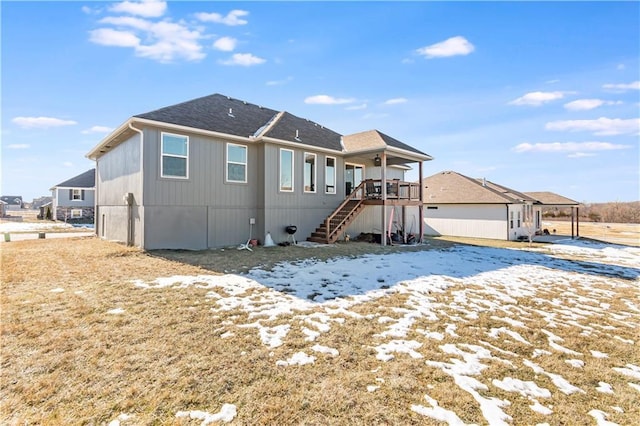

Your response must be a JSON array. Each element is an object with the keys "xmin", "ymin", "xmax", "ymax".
[
  {"xmin": 381, "ymin": 152, "xmax": 387, "ymax": 246},
  {"xmin": 418, "ymin": 161, "xmax": 424, "ymax": 243}
]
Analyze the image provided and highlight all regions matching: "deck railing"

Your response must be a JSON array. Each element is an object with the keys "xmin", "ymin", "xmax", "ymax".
[{"xmin": 361, "ymin": 179, "xmax": 421, "ymax": 201}]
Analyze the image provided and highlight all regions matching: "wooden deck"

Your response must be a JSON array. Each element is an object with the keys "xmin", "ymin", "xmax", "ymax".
[{"xmin": 359, "ymin": 179, "xmax": 422, "ymax": 206}]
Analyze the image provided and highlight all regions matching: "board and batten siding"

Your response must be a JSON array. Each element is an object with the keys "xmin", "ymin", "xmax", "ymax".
[
  {"xmin": 423, "ymin": 204, "xmax": 510, "ymax": 240},
  {"xmin": 262, "ymin": 143, "xmax": 344, "ymax": 244},
  {"xmin": 141, "ymin": 127, "xmax": 261, "ymax": 249},
  {"xmin": 96, "ymin": 133, "xmax": 143, "ymax": 246}
]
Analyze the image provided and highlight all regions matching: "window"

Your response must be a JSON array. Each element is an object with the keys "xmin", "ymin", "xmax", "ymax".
[
  {"xmin": 304, "ymin": 152, "xmax": 316, "ymax": 193},
  {"xmin": 71, "ymin": 209, "xmax": 82, "ymax": 218},
  {"xmin": 427, "ymin": 206, "xmax": 438, "ymax": 210},
  {"xmin": 161, "ymin": 132, "xmax": 188, "ymax": 178},
  {"xmin": 226, "ymin": 143, "xmax": 247, "ymax": 183},
  {"xmin": 70, "ymin": 189, "xmax": 84, "ymax": 200},
  {"xmin": 325, "ymin": 156, "xmax": 336, "ymax": 194},
  {"xmin": 517, "ymin": 211, "xmax": 521, "ymax": 228},
  {"xmin": 510, "ymin": 211, "xmax": 514, "ymax": 229},
  {"xmin": 279, "ymin": 149, "xmax": 294, "ymax": 192}
]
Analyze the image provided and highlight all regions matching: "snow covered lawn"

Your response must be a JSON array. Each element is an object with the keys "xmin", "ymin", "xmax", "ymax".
[{"xmin": 2, "ymin": 237, "xmax": 638, "ymax": 424}]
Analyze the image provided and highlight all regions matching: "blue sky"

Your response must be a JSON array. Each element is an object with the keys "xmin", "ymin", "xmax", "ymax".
[{"xmin": 2, "ymin": 1, "xmax": 639, "ymax": 203}]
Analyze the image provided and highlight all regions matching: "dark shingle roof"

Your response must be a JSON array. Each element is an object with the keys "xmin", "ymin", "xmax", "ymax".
[
  {"xmin": 134, "ymin": 94, "xmax": 279, "ymax": 138},
  {"xmin": 376, "ymin": 130, "xmax": 430, "ymax": 157},
  {"xmin": 264, "ymin": 112, "xmax": 343, "ymax": 151},
  {"xmin": 54, "ymin": 169, "xmax": 95, "ymax": 188}
]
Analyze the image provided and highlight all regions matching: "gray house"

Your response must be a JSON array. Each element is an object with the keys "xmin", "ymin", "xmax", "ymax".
[
  {"xmin": 86, "ymin": 94, "xmax": 432, "ymax": 249},
  {"xmin": 50, "ymin": 169, "xmax": 96, "ymax": 223}
]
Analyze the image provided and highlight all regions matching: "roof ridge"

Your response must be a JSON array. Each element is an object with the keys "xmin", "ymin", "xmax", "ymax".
[
  {"xmin": 253, "ymin": 110, "xmax": 285, "ymax": 139},
  {"xmin": 455, "ymin": 172, "xmax": 521, "ymax": 203}
]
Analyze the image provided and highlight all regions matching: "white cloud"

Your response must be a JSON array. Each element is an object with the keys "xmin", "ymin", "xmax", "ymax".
[
  {"xmin": 91, "ymin": 17, "xmax": 204, "ymax": 63},
  {"xmin": 82, "ymin": 126, "xmax": 114, "ymax": 134},
  {"xmin": 513, "ymin": 141, "xmax": 631, "ymax": 153},
  {"xmin": 416, "ymin": 36, "xmax": 474, "ymax": 58},
  {"xmin": 213, "ymin": 36, "xmax": 237, "ymax": 52},
  {"xmin": 602, "ymin": 81, "xmax": 640, "ymax": 92},
  {"xmin": 266, "ymin": 76, "xmax": 293, "ymax": 86},
  {"xmin": 7, "ymin": 144, "xmax": 30, "ymax": 149},
  {"xmin": 567, "ymin": 152, "xmax": 596, "ymax": 158},
  {"xmin": 219, "ymin": 53, "xmax": 265, "ymax": 66},
  {"xmin": 109, "ymin": 0, "xmax": 167, "ymax": 18},
  {"xmin": 346, "ymin": 103, "xmax": 367, "ymax": 110},
  {"xmin": 564, "ymin": 99, "xmax": 622, "ymax": 111},
  {"xmin": 63, "ymin": 162, "xmax": 73, "ymax": 167},
  {"xmin": 195, "ymin": 10, "xmax": 249, "ymax": 26},
  {"xmin": 545, "ymin": 117, "xmax": 640, "ymax": 136},
  {"xmin": 12, "ymin": 116, "xmax": 77, "ymax": 129},
  {"xmin": 384, "ymin": 98, "xmax": 408, "ymax": 105},
  {"xmin": 509, "ymin": 91, "xmax": 567, "ymax": 106},
  {"xmin": 304, "ymin": 95, "xmax": 355, "ymax": 105},
  {"xmin": 89, "ymin": 28, "xmax": 140, "ymax": 47}
]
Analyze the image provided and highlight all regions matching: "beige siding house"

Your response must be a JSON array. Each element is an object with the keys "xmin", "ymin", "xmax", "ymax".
[{"xmin": 422, "ymin": 171, "xmax": 546, "ymax": 241}]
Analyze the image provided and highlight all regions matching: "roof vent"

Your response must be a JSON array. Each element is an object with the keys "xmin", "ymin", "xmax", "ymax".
[
  {"xmin": 482, "ymin": 178, "xmax": 486, "ymax": 187},
  {"xmin": 294, "ymin": 130, "xmax": 301, "ymax": 141},
  {"xmin": 228, "ymin": 108, "xmax": 235, "ymax": 118}
]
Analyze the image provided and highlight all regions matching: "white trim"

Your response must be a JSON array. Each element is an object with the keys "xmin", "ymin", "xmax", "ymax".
[
  {"xmin": 325, "ymin": 155, "xmax": 337, "ymax": 195},
  {"xmin": 226, "ymin": 143, "xmax": 248, "ymax": 183},
  {"xmin": 303, "ymin": 152, "xmax": 317, "ymax": 193},
  {"xmin": 279, "ymin": 148, "xmax": 294, "ymax": 192},
  {"xmin": 160, "ymin": 132, "xmax": 189, "ymax": 179},
  {"xmin": 70, "ymin": 209, "xmax": 83, "ymax": 218}
]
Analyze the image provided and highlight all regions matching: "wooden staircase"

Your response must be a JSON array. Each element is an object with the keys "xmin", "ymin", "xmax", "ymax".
[{"xmin": 307, "ymin": 182, "xmax": 367, "ymax": 244}]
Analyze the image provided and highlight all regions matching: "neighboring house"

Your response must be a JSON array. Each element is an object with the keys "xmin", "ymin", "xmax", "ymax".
[
  {"xmin": 0, "ymin": 196, "xmax": 23, "ymax": 211},
  {"xmin": 0, "ymin": 200, "xmax": 7, "ymax": 217},
  {"xmin": 32, "ymin": 196, "xmax": 53, "ymax": 211},
  {"xmin": 50, "ymin": 169, "xmax": 96, "ymax": 223},
  {"xmin": 86, "ymin": 93, "xmax": 432, "ymax": 249},
  {"xmin": 422, "ymin": 171, "xmax": 545, "ymax": 241},
  {"xmin": 523, "ymin": 191, "xmax": 581, "ymax": 237}
]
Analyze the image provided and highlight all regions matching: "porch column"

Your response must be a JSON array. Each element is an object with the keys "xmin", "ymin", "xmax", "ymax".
[
  {"xmin": 418, "ymin": 161, "xmax": 424, "ymax": 243},
  {"xmin": 571, "ymin": 207, "xmax": 575, "ymax": 239},
  {"xmin": 381, "ymin": 152, "xmax": 387, "ymax": 246},
  {"xmin": 576, "ymin": 207, "xmax": 579, "ymax": 237}
]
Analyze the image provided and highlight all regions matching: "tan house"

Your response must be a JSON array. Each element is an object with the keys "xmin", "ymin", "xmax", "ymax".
[{"xmin": 422, "ymin": 171, "xmax": 579, "ymax": 241}]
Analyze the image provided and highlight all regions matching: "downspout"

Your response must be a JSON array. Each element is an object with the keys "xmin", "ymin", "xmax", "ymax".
[
  {"xmin": 506, "ymin": 204, "xmax": 510, "ymax": 241},
  {"xmin": 129, "ymin": 122, "xmax": 144, "ymax": 248}
]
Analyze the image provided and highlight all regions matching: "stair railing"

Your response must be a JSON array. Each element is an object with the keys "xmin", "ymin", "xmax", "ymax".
[{"xmin": 324, "ymin": 180, "xmax": 367, "ymax": 243}]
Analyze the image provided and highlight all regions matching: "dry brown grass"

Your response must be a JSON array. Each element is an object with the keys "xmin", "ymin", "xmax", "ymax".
[
  {"xmin": 1, "ymin": 236, "xmax": 638, "ymax": 425},
  {"xmin": 544, "ymin": 220, "xmax": 640, "ymax": 247}
]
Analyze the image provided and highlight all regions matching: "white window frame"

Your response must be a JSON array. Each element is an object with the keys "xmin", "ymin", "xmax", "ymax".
[
  {"xmin": 71, "ymin": 189, "xmax": 82, "ymax": 201},
  {"xmin": 325, "ymin": 156, "xmax": 336, "ymax": 194},
  {"xmin": 70, "ymin": 209, "xmax": 82, "ymax": 218},
  {"xmin": 161, "ymin": 132, "xmax": 189, "ymax": 179},
  {"xmin": 304, "ymin": 152, "xmax": 317, "ymax": 193},
  {"xmin": 226, "ymin": 143, "xmax": 248, "ymax": 183},
  {"xmin": 279, "ymin": 148, "xmax": 294, "ymax": 192}
]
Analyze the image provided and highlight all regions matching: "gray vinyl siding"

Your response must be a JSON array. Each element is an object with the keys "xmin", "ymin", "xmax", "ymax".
[
  {"xmin": 141, "ymin": 127, "xmax": 262, "ymax": 248},
  {"xmin": 96, "ymin": 133, "xmax": 142, "ymax": 245},
  {"xmin": 262, "ymin": 143, "xmax": 344, "ymax": 244}
]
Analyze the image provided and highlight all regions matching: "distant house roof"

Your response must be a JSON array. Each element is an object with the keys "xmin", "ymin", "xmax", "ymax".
[
  {"xmin": 52, "ymin": 169, "xmax": 95, "ymax": 189},
  {"xmin": 423, "ymin": 171, "xmax": 538, "ymax": 204},
  {"xmin": 0, "ymin": 196, "xmax": 23, "ymax": 205},
  {"xmin": 88, "ymin": 93, "xmax": 431, "ymax": 162},
  {"xmin": 524, "ymin": 191, "xmax": 579, "ymax": 206}
]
